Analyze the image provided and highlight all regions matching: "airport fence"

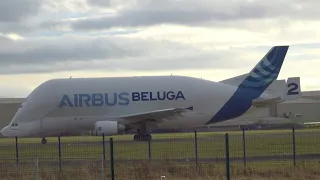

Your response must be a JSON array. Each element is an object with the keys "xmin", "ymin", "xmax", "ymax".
[{"xmin": 0, "ymin": 127, "xmax": 320, "ymax": 179}]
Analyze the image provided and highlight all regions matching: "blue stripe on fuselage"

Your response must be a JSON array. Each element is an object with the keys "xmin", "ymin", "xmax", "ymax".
[{"xmin": 206, "ymin": 87, "xmax": 262, "ymax": 124}]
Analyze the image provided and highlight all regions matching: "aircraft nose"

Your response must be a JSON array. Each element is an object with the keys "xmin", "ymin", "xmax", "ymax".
[
  {"xmin": 0, "ymin": 128, "xmax": 4, "ymax": 136},
  {"xmin": 0, "ymin": 126, "xmax": 8, "ymax": 137}
]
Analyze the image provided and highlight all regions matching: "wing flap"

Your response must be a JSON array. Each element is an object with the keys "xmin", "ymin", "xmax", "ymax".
[{"xmin": 118, "ymin": 106, "xmax": 194, "ymax": 125}]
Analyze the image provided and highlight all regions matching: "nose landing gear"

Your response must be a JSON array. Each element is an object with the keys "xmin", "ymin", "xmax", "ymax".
[{"xmin": 41, "ymin": 137, "xmax": 47, "ymax": 144}]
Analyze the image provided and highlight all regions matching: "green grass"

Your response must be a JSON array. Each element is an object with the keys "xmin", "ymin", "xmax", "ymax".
[
  {"xmin": 0, "ymin": 128, "xmax": 319, "ymax": 161},
  {"xmin": 0, "ymin": 128, "xmax": 320, "ymax": 179},
  {"xmin": 0, "ymin": 127, "xmax": 319, "ymax": 143}
]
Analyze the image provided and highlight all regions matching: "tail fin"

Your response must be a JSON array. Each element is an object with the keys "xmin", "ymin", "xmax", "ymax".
[
  {"xmin": 207, "ymin": 46, "xmax": 289, "ymax": 124},
  {"xmin": 239, "ymin": 46, "xmax": 289, "ymax": 91}
]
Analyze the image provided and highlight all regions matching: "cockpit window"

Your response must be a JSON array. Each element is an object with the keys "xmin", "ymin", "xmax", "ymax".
[
  {"xmin": 20, "ymin": 97, "xmax": 28, "ymax": 108},
  {"xmin": 11, "ymin": 123, "xmax": 19, "ymax": 127}
]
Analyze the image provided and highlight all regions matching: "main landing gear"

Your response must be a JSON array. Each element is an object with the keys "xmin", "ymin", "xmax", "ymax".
[
  {"xmin": 41, "ymin": 137, "xmax": 47, "ymax": 144},
  {"xmin": 133, "ymin": 123, "xmax": 152, "ymax": 141},
  {"xmin": 133, "ymin": 134, "xmax": 152, "ymax": 141}
]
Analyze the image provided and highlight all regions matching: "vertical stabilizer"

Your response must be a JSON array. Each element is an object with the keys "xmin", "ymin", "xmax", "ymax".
[{"xmin": 207, "ymin": 46, "xmax": 290, "ymax": 124}]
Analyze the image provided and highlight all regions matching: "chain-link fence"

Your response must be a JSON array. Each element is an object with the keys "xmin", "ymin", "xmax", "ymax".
[{"xmin": 0, "ymin": 127, "xmax": 320, "ymax": 179}]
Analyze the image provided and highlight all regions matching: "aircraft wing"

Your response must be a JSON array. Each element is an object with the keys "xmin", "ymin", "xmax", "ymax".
[
  {"xmin": 117, "ymin": 106, "xmax": 194, "ymax": 125},
  {"xmin": 303, "ymin": 122, "xmax": 320, "ymax": 128},
  {"xmin": 252, "ymin": 97, "xmax": 283, "ymax": 108},
  {"xmin": 304, "ymin": 122, "xmax": 320, "ymax": 125}
]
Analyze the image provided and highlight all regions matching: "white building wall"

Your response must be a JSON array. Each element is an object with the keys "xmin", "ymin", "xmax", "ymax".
[
  {"xmin": 277, "ymin": 99, "xmax": 320, "ymax": 123},
  {"xmin": 211, "ymin": 94, "xmax": 320, "ymax": 126}
]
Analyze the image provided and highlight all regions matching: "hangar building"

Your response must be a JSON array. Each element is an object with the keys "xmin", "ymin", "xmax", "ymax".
[
  {"xmin": 0, "ymin": 98, "xmax": 24, "ymax": 130},
  {"xmin": 212, "ymin": 90, "xmax": 320, "ymax": 127}
]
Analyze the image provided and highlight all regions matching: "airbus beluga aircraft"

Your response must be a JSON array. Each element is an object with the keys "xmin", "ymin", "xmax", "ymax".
[{"xmin": 1, "ymin": 46, "xmax": 290, "ymax": 144}]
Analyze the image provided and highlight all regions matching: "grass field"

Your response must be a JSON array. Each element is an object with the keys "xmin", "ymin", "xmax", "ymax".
[
  {"xmin": 1, "ymin": 127, "xmax": 319, "ymax": 143},
  {"xmin": 1, "ymin": 159, "xmax": 320, "ymax": 179},
  {"xmin": 0, "ymin": 128, "xmax": 320, "ymax": 179},
  {"xmin": 0, "ymin": 128, "xmax": 319, "ymax": 160}
]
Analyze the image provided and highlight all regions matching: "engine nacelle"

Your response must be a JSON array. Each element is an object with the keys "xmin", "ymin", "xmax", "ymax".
[{"xmin": 94, "ymin": 121, "xmax": 125, "ymax": 136}]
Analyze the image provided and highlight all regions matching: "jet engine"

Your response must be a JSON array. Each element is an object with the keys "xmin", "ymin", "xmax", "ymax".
[{"xmin": 94, "ymin": 121, "xmax": 126, "ymax": 136}]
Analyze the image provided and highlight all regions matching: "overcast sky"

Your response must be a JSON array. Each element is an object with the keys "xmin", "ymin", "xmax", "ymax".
[{"xmin": 0, "ymin": 0, "xmax": 319, "ymax": 97}]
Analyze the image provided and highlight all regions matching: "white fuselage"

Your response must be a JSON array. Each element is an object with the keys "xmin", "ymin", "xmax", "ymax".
[{"xmin": 1, "ymin": 76, "xmax": 268, "ymax": 137}]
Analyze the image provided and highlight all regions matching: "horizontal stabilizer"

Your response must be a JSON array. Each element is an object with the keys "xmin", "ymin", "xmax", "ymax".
[{"xmin": 252, "ymin": 97, "xmax": 282, "ymax": 108}]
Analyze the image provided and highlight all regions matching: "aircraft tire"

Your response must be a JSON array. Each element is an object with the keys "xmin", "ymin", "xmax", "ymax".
[
  {"xmin": 41, "ymin": 138, "xmax": 47, "ymax": 144},
  {"xmin": 133, "ymin": 134, "xmax": 152, "ymax": 141}
]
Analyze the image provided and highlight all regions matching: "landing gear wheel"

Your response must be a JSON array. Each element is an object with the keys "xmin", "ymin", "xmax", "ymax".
[
  {"xmin": 41, "ymin": 138, "xmax": 47, "ymax": 144},
  {"xmin": 133, "ymin": 134, "xmax": 152, "ymax": 141},
  {"xmin": 146, "ymin": 134, "xmax": 152, "ymax": 141}
]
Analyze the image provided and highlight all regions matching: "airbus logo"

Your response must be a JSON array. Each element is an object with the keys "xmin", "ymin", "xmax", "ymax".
[{"xmin": 58, "ymin": 91, "xmax": 186, "ymax": 107}]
